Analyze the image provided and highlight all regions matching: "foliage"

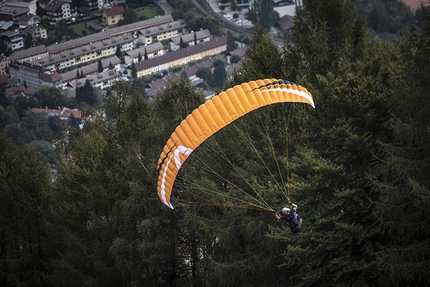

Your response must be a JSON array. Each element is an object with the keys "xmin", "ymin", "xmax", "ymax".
[
  {"xmin": 230, "ymin": 54, "xmax": 241, "ymax": 64},
  {"xmin": 351, "ymin": 0, "xmax": 416, "ymax": 41},
  {"xmin": 154, "ymin": 78, "xmax": 205, "ymax": 130},
  {"xmin": 211, "ymin": 61, "xmax": 227, "ymax": 88},
  {"xmin": 226, "ymin": 31, "xmax": 236, "ymax": 51},
  {"xmin": 118, "ymin": 8, "xmax": 138, "ymax": 26},
  {"xmin": 226, "ymin": 24, "xmax": 283, "ymax": 86},
  {"xmin": 247, "ymin": 0, "xmax": 280, "ymax": 31},
  {"xmin": 0, "ymin": 133, "xmax": 51, "ymax": 286},
  {"xmin": 34, "ymin": 86, "xmax": 68, "ymax": 109},
  {"xmin": 3, "ymin": 1, "xmax": 430, "ymax": 286},
  {"xmin": 196, "ymin": 67, "xmax": 212, "ymax": 83},
  {"xmin": 187, "ymin": 16, "xmax": 225, "ymax": 37},
  {"xmin": 371, "ymin": 9, "xmax": 430, "ymax": 285},
  {"xmin": 76, "ymin": 79, "xmax": 102, "ymax": 107}
]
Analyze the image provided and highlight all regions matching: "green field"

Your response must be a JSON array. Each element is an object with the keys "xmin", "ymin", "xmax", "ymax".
[{"xmin": 134, "ymin": 4, "xmax": 160, "ymax": 19}]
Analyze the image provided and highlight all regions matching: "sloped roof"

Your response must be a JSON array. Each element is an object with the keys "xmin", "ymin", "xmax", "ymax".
[
  {"xmin": 136, "ymin": 36, "xmax": 228, "ymax": 71},
  {"xmin": 39, "ymin": 72, "xmax": 62, "ymax": 82},
  {"xmin": 0, "ymin": 74, "xmax": 9, "ymax": 84},
  {"xmin": 24, "ymin": 26, "xmax": 38, "ymax": 34},
  {"xmin": 171, "ymin": 29, "xmax": 211, "ymax": 45},
  {"xmin": 277, "ymin": 14, "xmax": 294, "ymax": 30},
  {"xmin": 5, "ymin": 85, "xmax": 26, "ymax": 96},
  {"xmin": 104, "ymin": 6, "xmax": 124, "ymax": 16},
  {"xmin": 228, "ymin": 46, "xmax": 247, "ymax": 57}
]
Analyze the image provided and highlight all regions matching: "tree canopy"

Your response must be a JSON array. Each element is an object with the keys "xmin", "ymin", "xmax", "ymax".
[{"xmin": 1, "ymin": 1, "xmax": 429, "ymax": 286}]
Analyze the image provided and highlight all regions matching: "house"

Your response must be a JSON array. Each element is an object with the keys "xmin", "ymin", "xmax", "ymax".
[
  {"xmin": 135, "ymin": 36, "xmax": 228, "ymax": 78},
  {"xmin": 31, "ymin": 33, "xmax": 134, "ymax": 71},
  {"xmin": 10, "ymin": 14, "xmax": 174, "ymax": 64},
  {"xmin": 145, "ymin": 54, "xmax": 225, "ymax": 99},
  {"xmin": 170, "ymin": 29, "xmax": 212, "ymax": 51},
  {"xmin": 123, "ymin": 42, "xmax": 164, "ymax": 65},
  {"xmin": 39, "ymin": 71, "xmax": 63, "ymax": 88},
  {"xmin": 0, "ymin": 21, "xmax": 16, "ymax": 31},
  {"xmin": 0, "ymin": 74, "xmax": 9, "ymax": 86},
  {"xmin": 138, "ymin": 20, "xmax": 186, "ymax": 45},
  {"xmin": 9, "ymin": 61, "xmax": 62, "ymax": 88},
  {"xmin": 9, "ymin": 45, "xmax": 49, "ymax": 63},
  {"xmin": 5, "ymin": 85, "xmax": 26, "ymax": 97},
  {"xmin": 0, "ymin": 31, "xmax": 24, "ymax": 51},
  {"xmin": 0, "ymin": 54, "xmax": 10, "ymax": 75},
  {"xmin": 17, "ymin": 14, "xmax": 40, "ymax": 30},
  {"xmin": 227, "ymin": 46, "xmax": 246, "ymax": 64},
  {"xmin": 31, "ymin": 107, "xmax": 82, "ymax": 124},
  {"xmin": 102, "ymin": 6, "xmax": 124, "ymax": 26},
  {"xmin": 23, "ymin": 26, "xmax": 48, "ymax": 40},
  {"xmin": 82, "ymin": 0, "xmax": 105, "ymax": 12},
  {"xmin": 276, "ymin": 14, "xmax": 294, "ymax": 31},
  {"xmin": 60, "ymin": 56, "xmax": 120, "ymax": 89},
  {"xmin": 0, "ymin": 4, "xmax": 29, "ymax": 21},
  {"xmin": 44, "ymin": 1, "xmax": 78, "ymax": 22}
]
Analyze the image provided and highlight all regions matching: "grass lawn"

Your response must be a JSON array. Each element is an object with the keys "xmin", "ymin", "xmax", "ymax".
[
  {"xmin": 69, "ymin": 21, "xmax": 93, "ymax": 37},
  {"xmin": 134, "ymin": 4, "xmax": 161, "ymax": 19}
]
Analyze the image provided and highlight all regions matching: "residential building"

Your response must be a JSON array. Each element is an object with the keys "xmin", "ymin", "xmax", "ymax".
[
  {"xmin": 3, "ymin": 0, "xmax": 37, "ymax": 15},
  {"xmin": 124, "ymin": 42, "xmax": 164, "ymax": 65},
  {"xmin": 71, "ymin": 69, "xmax": 119, "ymax": 90},
  {"xmin": 0, "ymin": 74, "xmax": 8, "ymax": 85},
  {"xmin": 31, "ymin": 33, "xmax": 134, "ymax": 71},
  {"xmin": 226, "ymin": 46, "xmax": 246, "ymax": 64},
  {"xmin": 0, "ymin": 54, "xmax": 10, "ymax": 75},
  {"xmin": 276, "ymin": 14, "xmax": 294, "ymax": 31},
  {"xmin": 145, "ymin": 54, "xmax": 225, "ymax": 100},
  {"xmin": 60, "ymin": 56, "xmax": 120, "ymax": 89},
  {"xmin": 138, "ymin": 20, "xmax": 186, "ymax": 45},
  {"xmin": 170, "ymin": 29, "xmax": 212, "ymax": 51},
  {"xmin": 5, "ymin": 85, "xmax": 26, "ymax": 97},
  {"xmin": 9, "ymin": 45, "xmax": 49, "ymax": 63},
  {"xmin": 82, "ymin": 0, "xmax": 104, "ymax": 11},
  {"xmin": 0, "ymin": 4, "xmax": 29, "ymax": 21},
  {"xmin": 47, "ymin": 14, "xmax": 173, "ymax": 56},
  {"xmin": 24, "ymin": 26, "xmax": 48, "ymax": 40},
  {"xmin": 45, "ymin": 1, "xmax": 78, "ymax": 22},
  {"xmin": 9, "ymin": 61, "xmax": 62, "ymax": 88},
  {"xmin": 31, "ymin": 107, "xmax": 82, "ymax": 124},
  {"xmin": 1, "ymin": 31, "xmax": 24, "ymax": 51},
  {"xmin": 135, "ymin": 36, "xmax": 228, "ymax": 78},
  {"xmin": 102, "ymin": 6, "xmax": 124, "ymax": 26},
  {"xmin": 16, "ymin": 14, "xmax": 40, "ymax": 30},
  {"xmin": 9, "ymin": 14, "xmax": 174, "ymax": 64}
]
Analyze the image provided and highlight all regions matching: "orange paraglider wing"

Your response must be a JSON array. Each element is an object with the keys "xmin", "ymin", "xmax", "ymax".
[{"xmin": 156, "ymin": 79, "xmax": 315, "ymax": 209}]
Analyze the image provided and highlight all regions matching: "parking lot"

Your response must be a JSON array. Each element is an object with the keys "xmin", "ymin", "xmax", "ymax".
[{"xmin": 219, "ymin": 7, "xmax": 254, "ymax": 29}]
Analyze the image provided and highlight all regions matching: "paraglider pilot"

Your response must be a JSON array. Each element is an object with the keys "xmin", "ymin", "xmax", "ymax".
[{"xmin": 275, "ymin": 203, "xmax": 302, "ymax": 234}]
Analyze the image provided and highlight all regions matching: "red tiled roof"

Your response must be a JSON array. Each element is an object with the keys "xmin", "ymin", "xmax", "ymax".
[
  {"xmin": 0, "ymin": 74, "xmax": 9, "ymax": 84},
  {"xmin": 104, "ymin": 6, "xmax": 124, "ymax": 16},
  {"xmin": 39, "ymin": 72, "xmax": 63, "ymax": 82},
  {"xmin": 5, "ymin": 85, "xmax": 26, "ymax": 96}
]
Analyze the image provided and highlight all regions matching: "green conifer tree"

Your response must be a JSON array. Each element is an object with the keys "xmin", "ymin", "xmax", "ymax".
[
  {"xmin": 371, "ymin": 9, "xmax": 430, "ymax": 286},
  {"xmin": 0, "ymin": 133, "xmax": 51, "ymax": 285}
]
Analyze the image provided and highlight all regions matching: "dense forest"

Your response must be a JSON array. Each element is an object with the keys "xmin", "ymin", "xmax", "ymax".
[{"xmin": 1, "ymin": 0, "xmax": 430, "ymax": 286}]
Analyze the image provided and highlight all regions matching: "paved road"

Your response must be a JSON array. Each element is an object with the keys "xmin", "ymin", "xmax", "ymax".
[
  {"xmin": 192, "ymin": 0, "xmax": 285, "ymax": 46},
  {"xmin": 155, "ymin": 0, "xmax": 174, "ymax": 14}
]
